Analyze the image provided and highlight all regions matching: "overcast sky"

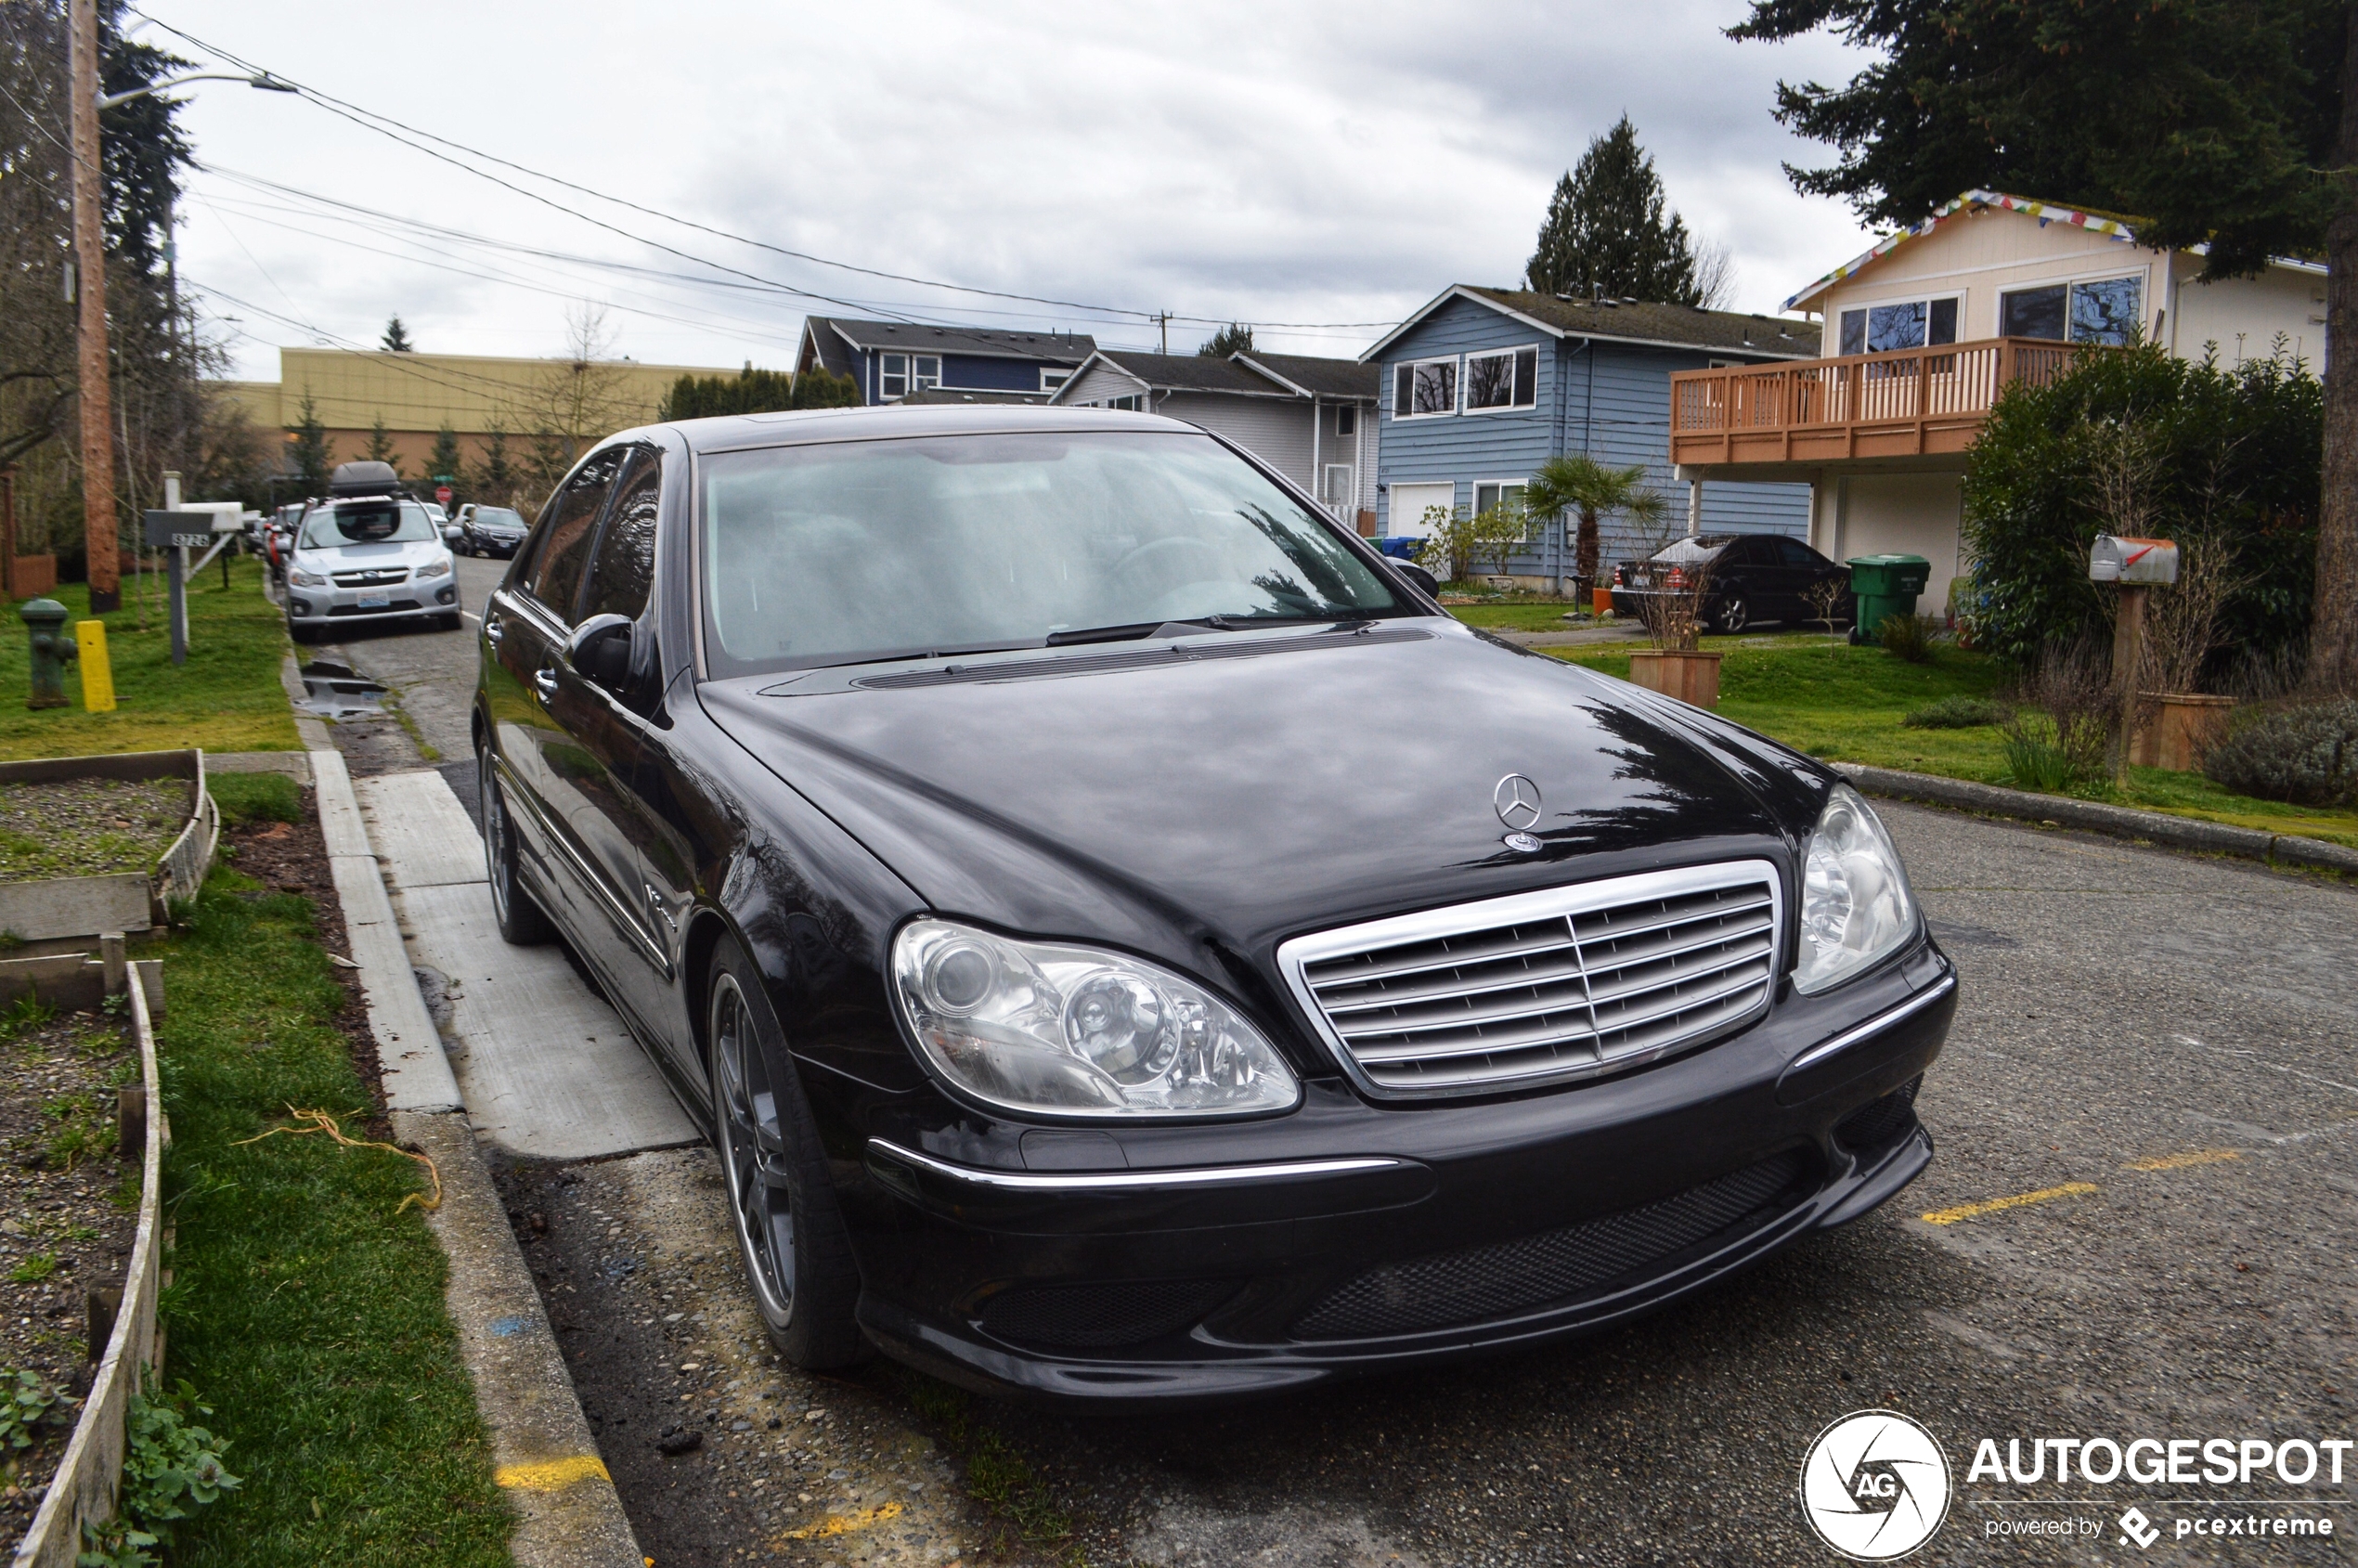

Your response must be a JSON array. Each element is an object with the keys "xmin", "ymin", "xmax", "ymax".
[{"xmin": 139, "ymin": 1, "xmax": 1882, "ymax": 382}]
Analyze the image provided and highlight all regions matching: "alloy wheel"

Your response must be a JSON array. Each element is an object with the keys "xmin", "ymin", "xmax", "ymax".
[
  {"xmin": 1716, "ymin": 594, "xmax": 1748, "ymax": 635},
  {"xmin": 711, "ymin": 972, "xmax": 797, "ymax": 1325},
  {"xmin": 483, "ymin": 759, "xmax": 514, "ymax": 924}
]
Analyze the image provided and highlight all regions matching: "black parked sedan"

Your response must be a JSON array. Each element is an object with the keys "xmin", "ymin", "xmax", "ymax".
[
  {"xmin": 1613, "ymin": 533, "xmax": 1853, "ymax": 635},
  {"xmin": 456, "ymin": 503, "xmax": 531, "ymax": 558},
  {"xmin": 473, "ymin": 408, "xmax": 1953, "ymax": 1402}
]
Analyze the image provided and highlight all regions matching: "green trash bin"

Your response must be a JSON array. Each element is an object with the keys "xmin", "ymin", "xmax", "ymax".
[{"xmin": 1846, "ymin": 554, "xmax": 1932, "ymax": 644}]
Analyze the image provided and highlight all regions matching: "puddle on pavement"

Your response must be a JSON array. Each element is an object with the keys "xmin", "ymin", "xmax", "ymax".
[{"xmin": 297, "ymin": 659, "xmax": 391, "ymax": 719}]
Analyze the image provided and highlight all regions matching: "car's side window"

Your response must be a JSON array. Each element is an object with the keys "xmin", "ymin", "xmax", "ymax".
[
  {"xmin": 579, "ymin": 448, "xmax": 661, "ymax": 624},
  {"xmin": 1779, "ymin": 538, "xmax": 1823, "ymax": 568},
  {"xmin": 525, "ymin": 447, "xmax": 628, "ymax": 623}
]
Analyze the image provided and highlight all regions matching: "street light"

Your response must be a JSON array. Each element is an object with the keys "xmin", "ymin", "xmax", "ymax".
[{"xmin": 67, "ymin": 0, "xmax": 294, "ymax": 612}]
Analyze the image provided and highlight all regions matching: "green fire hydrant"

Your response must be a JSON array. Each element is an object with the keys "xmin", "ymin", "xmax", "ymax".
[{"xmin": 21, "ymin": 598, "xmax": 77, "ymax": 710}]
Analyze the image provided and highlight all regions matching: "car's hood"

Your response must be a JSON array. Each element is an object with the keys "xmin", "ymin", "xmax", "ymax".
[
  {"xmin": 297, "ymin": 539, "xmax": 447, "ymax": 569},
  {"xmin": 697, "ymin": 620, "xmax": 1820, "ymax": 971}
]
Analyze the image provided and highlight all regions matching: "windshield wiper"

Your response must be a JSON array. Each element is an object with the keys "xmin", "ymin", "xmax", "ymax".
[{"xmin": 1044, "ymin": 616, "xmax": 1233, "ymax": 646}]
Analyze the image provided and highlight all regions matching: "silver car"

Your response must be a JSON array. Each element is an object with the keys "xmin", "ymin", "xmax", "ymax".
[{"xmin": 284, "ymin": 496, "xmax": 462, "ymax": 642}]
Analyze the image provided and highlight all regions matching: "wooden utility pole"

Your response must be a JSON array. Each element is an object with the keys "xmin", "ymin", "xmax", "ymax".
[{"xmin": 69, "ymin": 0, "xmax": 120, "ymax": 612}]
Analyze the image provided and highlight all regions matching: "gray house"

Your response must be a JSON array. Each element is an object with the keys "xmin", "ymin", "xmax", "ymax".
[
  {"xmin": 1365, "ymin": 286, "xmax": 1818, "ymax": 578},
  {"xmin": 1048, "ymin": 350, "xmax": 1381, "ymax": 525}
]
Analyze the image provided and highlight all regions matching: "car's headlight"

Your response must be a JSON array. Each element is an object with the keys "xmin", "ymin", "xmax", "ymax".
[
  {"xmin": 1793, "ymin": 784, "xmax": 1919, "ymax": 994},
  {"xmin": 890, "ymin": 918, "xmax": 1299, "ymax": 1119},
  {"xmin": 413, "ymin": 558, "xmax": 450, "ymax": 579},
  {"xmin": 289, "ymin": 569, "xmax": 327, "ymax": 587}
]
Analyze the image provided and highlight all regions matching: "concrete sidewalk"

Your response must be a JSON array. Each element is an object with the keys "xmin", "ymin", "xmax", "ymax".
[{"xmin": 355, "ymin": 768, "xmax": 697, "ymax": 1160}]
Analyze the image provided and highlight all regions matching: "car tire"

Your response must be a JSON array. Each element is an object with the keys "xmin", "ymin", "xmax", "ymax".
[
  {"xmin": 1713, "ymin": 593, "xmax": 1749, "ymax": 635},
  {"xmin": 288, "ymin": 622, "xmax": 317, "ymax": 645},
  {"xmin": 479, "ymin": 741, "xmax": 554, "ymax": 945},
  {"xmin": 437, "ymin": 611, "xmax": 463, "ymax": 631},
  {"xmin": 706, "ymin": 933, "xmax": 867, "ymax": 1370}
]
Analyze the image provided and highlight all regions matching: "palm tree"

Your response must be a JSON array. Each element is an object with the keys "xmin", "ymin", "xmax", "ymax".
[{"xmin": 1523, "ymin": 454, "xmax": 1667, "ymax": 600}]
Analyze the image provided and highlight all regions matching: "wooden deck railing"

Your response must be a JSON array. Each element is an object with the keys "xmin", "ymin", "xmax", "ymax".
[{"xmin": 1669, "ymin": 338, "xmax": 2084, "ymax": 467}]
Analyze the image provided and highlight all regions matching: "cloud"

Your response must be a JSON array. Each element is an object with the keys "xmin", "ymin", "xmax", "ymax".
[{"xmin": 154, "ymin": 0, "xmax": 1882, "ymax": 377}]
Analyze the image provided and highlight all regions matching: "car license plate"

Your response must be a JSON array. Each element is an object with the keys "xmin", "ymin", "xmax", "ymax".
[
  {"xmin": 356, "ymin": 593, "xmax": 390, "ymax": 609},
  {"xmin": 1628, "ymin": 575, "xmax": 1652, "ymax": 589}
]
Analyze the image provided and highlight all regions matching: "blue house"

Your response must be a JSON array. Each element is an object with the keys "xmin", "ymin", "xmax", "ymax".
[
  {"xmin": 1364, "ymin": 286, "xmax": 1818, "ymax": 584},
  {"xmin": 795, "ymin": 317, "xmax": 1098, "ymax": 406}
]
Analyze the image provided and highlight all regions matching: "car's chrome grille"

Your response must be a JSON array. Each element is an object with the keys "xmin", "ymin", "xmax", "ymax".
[
  {"xmin": 1277, "ymin": 862, "xmax": 1781, "ymax": 1099},
  {"xmin": 331, "ymin": 567, "xmax": 408, "ymax": 587}
]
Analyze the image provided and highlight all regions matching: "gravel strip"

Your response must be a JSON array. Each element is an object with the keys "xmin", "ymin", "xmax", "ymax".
[
  {"xmin": 0, "ymin": 778, "xmax": 188, "ymax": 883},
  {"xmin": 0, "ymin": 1007, "xmax": 136, "ymax": 1549}
]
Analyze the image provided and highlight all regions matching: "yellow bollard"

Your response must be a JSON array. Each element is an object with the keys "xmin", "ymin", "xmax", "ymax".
[{"xmin": 75, "ymin": 619, "xmax": 114, "ymax": 712}]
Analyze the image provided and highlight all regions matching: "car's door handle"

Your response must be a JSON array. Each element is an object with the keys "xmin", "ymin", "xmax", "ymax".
[
  {"xmin": 534, "ymin": 667, "xmax": 559, "ymax": 703},
  {"xmin": 484, "ymin": 618, "xmax": 503, "ymax": 645}
]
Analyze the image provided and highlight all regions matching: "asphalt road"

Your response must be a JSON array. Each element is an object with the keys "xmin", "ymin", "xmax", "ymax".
[{"xmin": 330, "ymin": 598, "xmax": 2358, "ymax": 1565}]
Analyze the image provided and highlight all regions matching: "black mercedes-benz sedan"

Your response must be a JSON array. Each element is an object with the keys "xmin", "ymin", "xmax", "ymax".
[{"xmin": 471, "ymin": 407, "xmax": 1955, "ymax": 1403}]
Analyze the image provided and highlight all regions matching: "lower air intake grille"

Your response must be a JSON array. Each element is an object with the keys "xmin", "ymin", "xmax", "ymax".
[
  {"xmin": 1835, "ymin": 1076, "xmax": 1923, "ymax": 1152},
  {"xmin": 1279, "ymin": 862, "xmax": 1781, "ymax": 1098},
  {"xmin": 978, "ymin": 1279, "xmax": 1236, "ymax": 1351},
  {"xmin": 1290, "ymin": 1149, "xmax": 1812, "ymax": 1341}
]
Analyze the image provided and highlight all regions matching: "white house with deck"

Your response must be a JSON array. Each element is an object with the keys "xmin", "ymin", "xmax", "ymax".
[{"xmin": 1667, "ymin": 190, "xmax": 2327, "ymax": 615}]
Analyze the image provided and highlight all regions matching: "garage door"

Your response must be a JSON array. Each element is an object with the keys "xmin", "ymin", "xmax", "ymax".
[{"xmin": 1388, "ymin": 483, "xmax": 1455, "ymax": 538}]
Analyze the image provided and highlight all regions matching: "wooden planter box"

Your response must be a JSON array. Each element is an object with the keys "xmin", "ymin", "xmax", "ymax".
[
  {"xmin": 1628, "ymin": 650, "xmax": 1722, "ymax": 707},
  {"xmin": 6, "ymin": 555, "xmax": 57, "ymax": 600},
  {"xmin": 2131, "ymin": 693, "xmax": 2234, "ymax": 772}
]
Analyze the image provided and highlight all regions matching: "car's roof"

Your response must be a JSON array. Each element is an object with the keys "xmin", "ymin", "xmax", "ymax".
[{"xmin": 623, "ymin": 403, "xmax": 1205, "ymax": 458}]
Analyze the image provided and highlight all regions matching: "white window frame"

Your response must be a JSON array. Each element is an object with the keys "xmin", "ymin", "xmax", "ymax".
[
  {"xmin": 1461, "ymin": 345, "xmax": 1541, "ymax": 415},
  {"xmin": 1322, "ymin": 463, "xmax": 1355, "ymax": 505},
  {"xmin": 876, "ymin": 353, "xmax": 942, "ymax": 400},
  {"xmin": 1393, "ymin": 356, "xmax": 1459, "ymax": 420},
  {"xmin": 1995, "ymin": 267, "xmax": 2149, "ymax": 346},
  {"xmin": 1106, "ymin": 394, "xmax": 1145, "ymax": 412},
  {"xmin": 1835, "ymin": 293, "xmax": 1963, "ymax": 357},
  {"xmin": 1040, "ymin": 368, "xmax": 1071, "ymax": 394},
  {"xmin": 1472, "ymin": 479, "xmax": 1528, "ymax": 516}
]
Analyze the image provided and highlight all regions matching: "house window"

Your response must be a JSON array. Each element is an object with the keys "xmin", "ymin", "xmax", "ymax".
[
  {"xmin": 1040, "ymin": 369, "xmax": 1071, "ymax": 394},
  {"xmin": 1393, "ymin": 357, "xmax": 1458, "ymax": 418},
  {"xmin": 1106, "ymin": 394, "xmax": 1145, "ymax": 412},
  {"xmin": 2000, "ymin": 275, "xmax": 2143, "ymax": 346},
  {"xmin": 878, "ymin": 354, "xmax": 941, "ymax": 399},
  {"xmin": 1335, "ymin": 404, "xmax": 1356, "ymax": 437},
  {"xmin": 1464, "ymin": 347, "xmax": 1539, "ymax": 411},
  {"xmin": 1323, "ymin": 463, "xmax": 1354, "ymax": 503},
  {"xmin": 1837, "ymin": 297, "xmax": 1960, "ymax": 356},
  {"xmin": 1473, "ymin": 481, "xmax": 1526, "ymax": 516}
]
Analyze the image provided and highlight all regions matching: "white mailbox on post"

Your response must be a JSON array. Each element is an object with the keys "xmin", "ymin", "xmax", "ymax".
[{"xmin": 2090, "ymin": 534, "xmax": 2180, "ymax": 585}]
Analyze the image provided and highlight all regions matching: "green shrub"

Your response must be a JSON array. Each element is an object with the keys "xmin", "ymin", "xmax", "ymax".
[
  {"xmin": 2200, "ymin": 700, "xmax": 2358, "ymax": 807},
  {"xmin": 2000, "ymin": 711, "xmax": 2105, "ymax": 792},
  {"xmin": 1904, "ymin": 695, "xmax": 2012, "ymax": 729},
  {"xmin": 1878, "ymin": 613, "xmax": 1938, "ymax": 663},
  {"xmin": 205, "ymin": 772, "xmax": 301, "ymax": 828},
  {"xmin": 1961, "ymin": 342, "xmax": 2320, "ymax": 671}
]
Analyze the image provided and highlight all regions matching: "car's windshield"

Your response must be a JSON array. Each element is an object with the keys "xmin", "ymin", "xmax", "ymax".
[
  {"xmin": 302, "ymin": 499, "xmax": 442, "ymax": 550},
  {"xmin": 699, "ymin": 430, "xmax": 1407, "ymax": 674},
  {"xmin": 473, "ymin": 507, "xmax": 525, "ymax": 528}
]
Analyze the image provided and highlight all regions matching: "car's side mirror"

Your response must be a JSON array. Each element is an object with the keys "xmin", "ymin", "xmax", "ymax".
[
  {"xmin": 568, "ymin": 613, "xmax": 636, "ymax": 691},
  {"xmin": 1393, "ymin": 560, "xmax": 1440, "ymax": 600},
  {"xmin": 444, "ymin": 524, "xmax": 463, "ymax": 545}
]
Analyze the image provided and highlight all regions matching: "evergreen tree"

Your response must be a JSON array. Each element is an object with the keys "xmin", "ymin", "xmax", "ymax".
[
  {"xmin": 1198, "ymin": 323, "xmax": 1253, "ymax": 357},
  {"xmin": 657, "ymin": 362, "xmax": 862, "ymax": 418},
  {"xmin": 364, "ymin": 414, "xmax": 401, "ymax": 476},
  {"xmin": 1525, "ymin": 116, "xmax": 1703, "ymax": 305},
  {"xmin": 427, "ymin": 423, "xmax": 464, "ymax": 489},
  {"xmin": 288, "ymin": 393, "xmax": 332, "ymax": 495},
  {"xmin": 470, "ymin": 429, "xmax": 518, "ymax": 510},
  {"xmin": 791, "ymin": 364, "xmax": 861, "ymax": 409},
  {"xmin": 381, "ymin": 315, "xmax": 415, "ymax": 352}
]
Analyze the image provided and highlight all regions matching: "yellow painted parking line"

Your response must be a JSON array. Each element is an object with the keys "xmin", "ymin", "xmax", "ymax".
[
  {"xmin": 2124, "ymin": 1147, "xmax": 2243, "ymax": 1172},
  {"xmin": 495, "ymin": 1455, "xmax": 612, "ymax": 1491},
  {"xmin": 1921, "ymin": 1182, "xmax": 2098, "ymax": 1226},
  {"xmin": 777, "ymin": 1500, "xmax": 904, "ymax": 1541}
]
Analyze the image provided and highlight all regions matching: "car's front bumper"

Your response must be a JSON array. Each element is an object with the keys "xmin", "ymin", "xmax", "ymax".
[
  {"xmin": 286, "ymin": 577, "xmax": 459, "ymax": 625},
  {"xmin": 835, "ymin": 945, "xmax": 1956, "ymax": 1405}
]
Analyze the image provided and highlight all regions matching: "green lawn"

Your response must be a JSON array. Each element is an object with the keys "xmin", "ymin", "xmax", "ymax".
[
  {"xmin": 157, "ymin": 851, "xmax": 511, "ymax": 1565},
  {"xmin": 1448, "ymin": 603, "xmax": 1592, "ymax": 632},
  {"xmin": 0, "ymin": 559, "xmax": 298, "ymax": 760},
  {"xmin": 1551, "ymin": 635, "xmax": 2358, "ymax": 848}
]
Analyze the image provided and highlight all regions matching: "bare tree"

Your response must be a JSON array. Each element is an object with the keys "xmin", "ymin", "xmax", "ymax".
[
  {"xmin": 1691, "ymin": 239, "xmax": 1739, "ymax": 312},
  {"xmin": 511, "ymin": 305, "xmax": 654, "ymax": 507}
]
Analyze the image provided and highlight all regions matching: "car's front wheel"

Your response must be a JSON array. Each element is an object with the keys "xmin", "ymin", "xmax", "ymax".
[
  {"xmin": 479, "ymin": 741, "xmax": 553, "ymax": 945},
  {"xmin": 706, "ymin": 934, "xmax": 865, "ymax": 1369},
  {"xmin": 1713, "ymin": 592, "xmax": 1749, "ymax": 635}
]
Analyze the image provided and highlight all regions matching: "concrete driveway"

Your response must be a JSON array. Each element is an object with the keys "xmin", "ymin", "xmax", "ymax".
[{"xmin": 315, "ymin": 588, "xmax": 2358, "ymax": 1564}]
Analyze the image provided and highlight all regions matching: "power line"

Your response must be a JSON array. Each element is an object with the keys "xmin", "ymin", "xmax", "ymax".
[{"xmin": 127, "ymin": 9, "xmax": 1406, "ymax": 336}]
